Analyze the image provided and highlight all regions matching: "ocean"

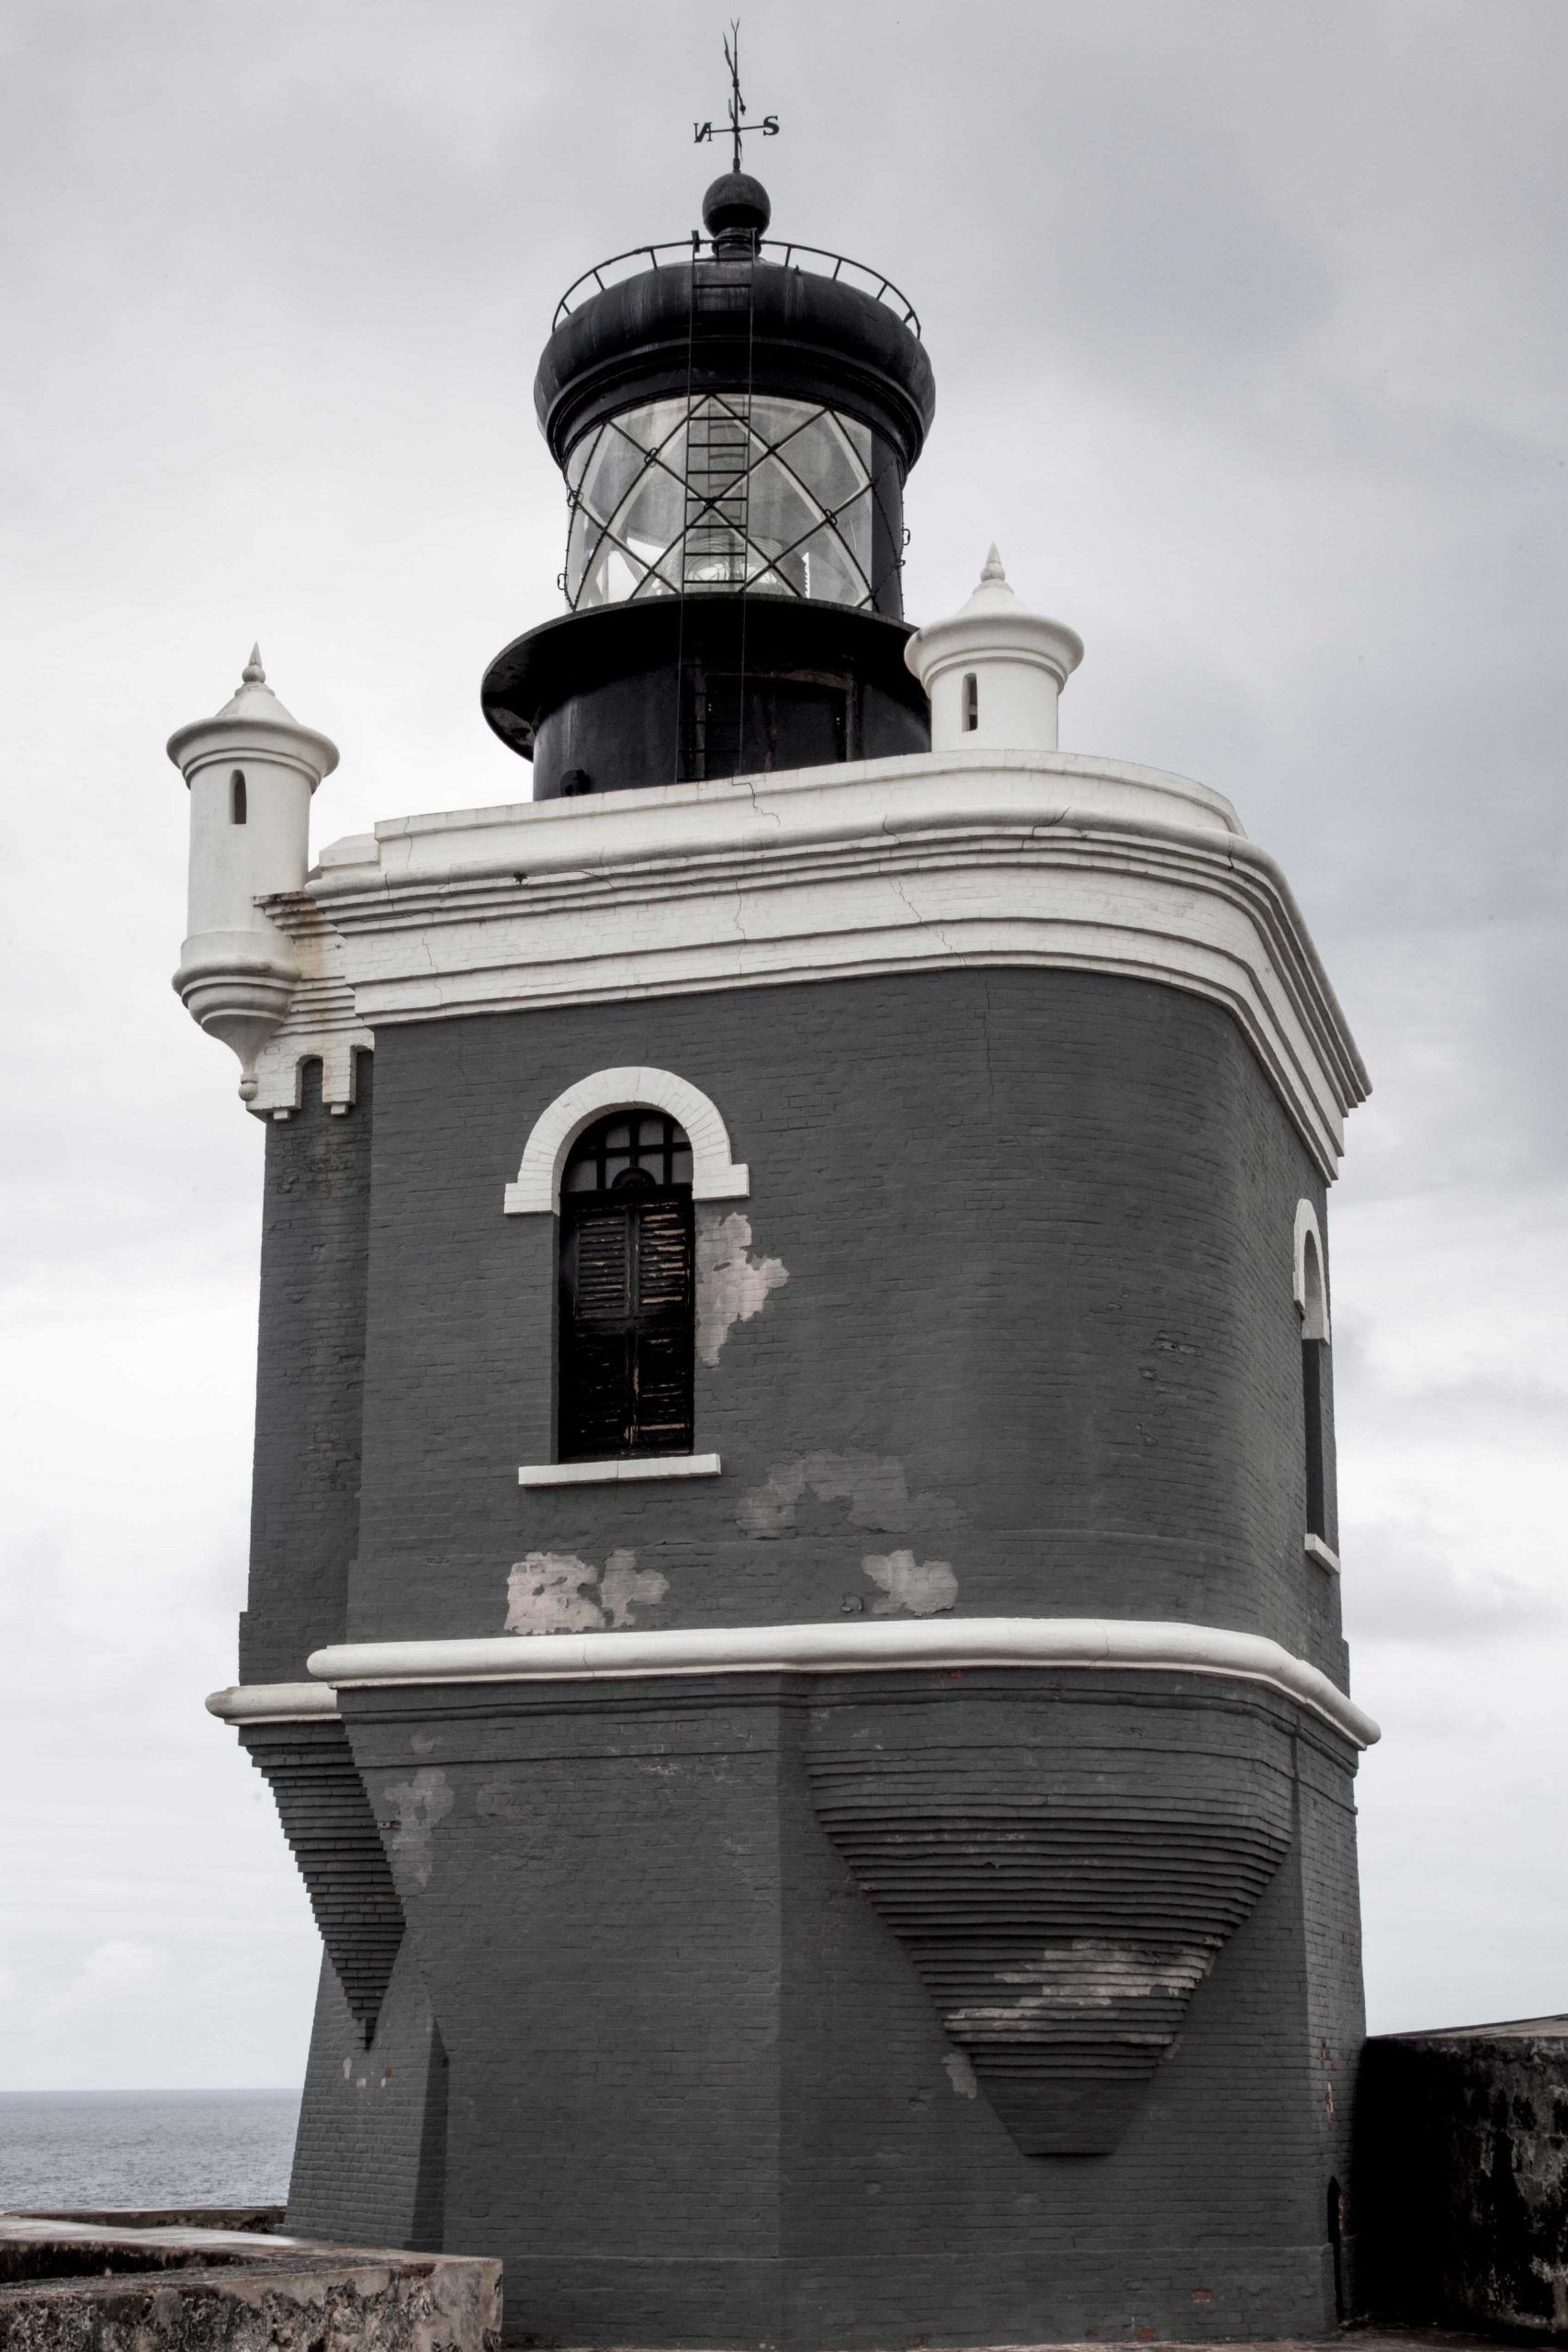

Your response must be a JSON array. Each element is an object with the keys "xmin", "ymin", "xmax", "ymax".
[{"xmin": 0, "ymin": 2090, "xmax": 300, "ymax": 2212}]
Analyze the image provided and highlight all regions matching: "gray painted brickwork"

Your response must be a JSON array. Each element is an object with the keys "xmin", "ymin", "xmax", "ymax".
[
  {"xmin": 237, "ymin": 965, "xmax": 1365, "ymax": 2344},
  {"xmin": 240, "ymin": 1722, "xmax": 405, "ymax": 2037},
  {"xmin": 348, "ymin": 970, "xmax": 1347, "ymax": 1680},
  {"xmin": 336, "ymin": 1673, "xmax": 1361, "ymax": 2344},
  {"xmin": 243, "ymin": 1055, "xmax": 372, "ymax": 1686},
  {"xmin": 288, "ymin": 1940, "xmax": 446, "ymax": 2251}
]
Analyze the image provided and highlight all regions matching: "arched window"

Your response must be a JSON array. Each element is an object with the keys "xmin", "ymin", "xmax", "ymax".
[
  {"xmin": 231, "ymin": 769, "xmax": 247, "ymax": 825},
  {"xmin": 558, "ymin": 1112, "xmax": 695, "ymax": 1462},
  {"xmin": 1293, "ymin": 1202, "xmax": 1335, "ymax": 1565}
]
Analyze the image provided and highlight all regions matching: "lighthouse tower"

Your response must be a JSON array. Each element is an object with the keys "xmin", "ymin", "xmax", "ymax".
[{"xmin": 185, "ymin": 156, "xmax": 1374, "ymax": 2346}]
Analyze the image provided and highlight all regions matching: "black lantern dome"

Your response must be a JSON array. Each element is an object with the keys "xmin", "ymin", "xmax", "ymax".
[{"xmin": 481, "ymin": 175, "xmax": 936, "ymax": 797}]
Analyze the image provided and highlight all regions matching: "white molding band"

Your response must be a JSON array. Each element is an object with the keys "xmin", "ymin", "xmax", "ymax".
[
  {"xmin": 519, "ymin": 1453, "xmax": 722, "ymax": 1487},
  {"xmin": 244, "ymin": 898, "xmax": 374, "ymax": 1120},
  {"xmin": 206, "ymin": 1681, "xmax": 340, "ymax": 1724},
  {"xmin": 1303, "ymin": 1534, "xmax": 1342, "ymax": 1576},
  {"xmin": 305, "ymin": 1616, "xmax": 1379, "ymax": 1747},
  {"xmin": 272, "ymin": 752, "xmax": 1369, "ymax": 1179},
  {"xmin": 503, "ymin": 1068, "xmax": 749, "ymax": 1214},
  {"xmin": 1292, "ymin": 1197, "xmax": 1332, "ymax": 1340}
]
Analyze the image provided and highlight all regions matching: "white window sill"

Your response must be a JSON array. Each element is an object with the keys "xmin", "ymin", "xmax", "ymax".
[
  {"xmin": 1304, "ymin": 1533, "xmax": 1341, "ymax": 1576},
  {"xmin": 518, "ymin": 1453, "xmax": 722, "ymax": 1489}
]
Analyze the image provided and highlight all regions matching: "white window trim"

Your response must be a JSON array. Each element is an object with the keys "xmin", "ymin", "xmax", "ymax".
[
  {"xmin": 1304, "ymin": 1534, "xmax": 1341, "ymax": 1576},
  {"xmin": 1292, "ymin": 1198, "xmax": 1331, "ymax": 1342},
  {"xmin": 519, "ymin": 1453, "xmax": 722, "ymax": 1488},
  {"xmin": 503, "ymin": 1067, "xmax": 749, "ymax": 1216}
]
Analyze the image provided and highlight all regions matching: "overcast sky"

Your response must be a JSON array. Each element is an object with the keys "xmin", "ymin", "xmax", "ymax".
[{"xmin": 1, "ymin": 0, "xmax": 1564, "ymax": 2091}]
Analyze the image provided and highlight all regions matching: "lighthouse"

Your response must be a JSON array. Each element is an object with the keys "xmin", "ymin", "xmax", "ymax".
[{"xmin": 185, "ymin": 144, "xmax": 1374, "ymax": 2346}]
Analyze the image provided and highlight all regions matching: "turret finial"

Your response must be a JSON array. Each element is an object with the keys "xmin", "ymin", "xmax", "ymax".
[
  {"xmin": 243, "ymin": 643, "xmax": 265, "ymax": 685},
  {"xmin": 981, "ymin": 545, "xmax": 1007, "ymax": 586}
]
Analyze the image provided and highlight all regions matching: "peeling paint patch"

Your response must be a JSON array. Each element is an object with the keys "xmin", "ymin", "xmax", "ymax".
[
  {"xmin": 863, "ymin": 1549, "xmax": 958, "ymax": 1616},
  {"xmin": 943, "ymin": 2050, "xmax": 979, "ymax": 2099},
  {"xmin": 739, "ymin": 1451, "xmax": 958, "ymax": 1538},
  {"xmin": 600, "ymin": 1549, "xmax": 670, "ymax": 1628},
  {"xmin": 947, "ymin": 1939, "xmax": 1213, "ymax": 2028},
  {"xmin": 504, "ymin": 1552, "xmax": 602, "ymax": 1633},
  {"xmin": 378, "ymin": 1768, "xmax": 453, "ymax": 1889},
  {"xmin": 504, "ymin": 1547, "xmax": 670, "ymax": 1634},
  {"xmin": 695, "ymin": 1210, "xmax": 787, "ymax": 1365}
]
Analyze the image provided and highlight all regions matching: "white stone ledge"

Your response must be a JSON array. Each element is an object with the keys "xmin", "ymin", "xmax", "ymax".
[
  {"xmin": 1304, "ymin": 1534, "xmax": 1342, "ymax": 1576},
  {"xmin": 205, "ymin": 1680, "xmax": 340, "ymax": 1724},
  {"xmin": 278, "ymin": 782, "xmax": 1367, "ymax": 1176},
  {"xmin": 518, "ymin": 1453, "xmax": 722, "ymax": 1488},
  {"xmin": 305, "ymin": 1616, "xmax": 1380, "ymax": 1747}
]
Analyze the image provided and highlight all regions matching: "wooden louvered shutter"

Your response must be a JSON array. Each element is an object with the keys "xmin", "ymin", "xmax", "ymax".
[
  {"xmin": 627, "ymin": 1197, "xmax": 694, "ymax": 1451},
  {"xmin": 560, "ymin": 1192, "xmax": 694, "ymax": 1459}
]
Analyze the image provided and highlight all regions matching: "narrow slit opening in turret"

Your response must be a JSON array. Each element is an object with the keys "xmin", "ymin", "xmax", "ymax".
[
  {"xmin": 962, "ymin": 673, "xmax": 978, "ymax": 732},
  {"xmin": 231, "ymin": 769, "xmax": 247, "ymax": 824}
]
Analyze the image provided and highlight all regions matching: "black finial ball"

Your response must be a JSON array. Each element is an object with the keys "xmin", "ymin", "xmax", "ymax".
[{"xmin": 702, "ymin": 173, "xmax": 771, "ymax": 239}]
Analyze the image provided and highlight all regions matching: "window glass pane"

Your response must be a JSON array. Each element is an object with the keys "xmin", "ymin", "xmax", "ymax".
[
  {"xmin": 564, "ymin": 1113, "xmax": 694, "ymax": 1196},
  {"xmin": 770, "ymin": 410, "xmax": 871, "ymax": 515},
  {"xmin": 565, "ymin": 503, "xmax": 600, "ymax": 604},
  {"xmin": 749, "ymin": 453, "xmax": 824, "ymax": 556},
  {"xmin": 615, "ymin": 399, "xmax": 686, "ymax": 456},
  {"xmin": 581, "ymin": 427, "xmax": 659, "ymax": 528},
  {"xmin": 565, "ymin": 423, "xmax": 603, "ymax": 497},
  {"xmin": 600, "ymin": 543, "xmax": 649, "ymax": 601},
  {"xmin": 790, "ymin": 517, "xmax": 873, "ymax": 608},
  {"xmin": 610, "ymin": 473, "xmax": 686, "ymax": 570},
  {"xmin": 565, "ymin": 398, "xmax": 881, "ymax": 613}
]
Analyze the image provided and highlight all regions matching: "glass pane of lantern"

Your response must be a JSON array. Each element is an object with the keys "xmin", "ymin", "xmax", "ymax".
[
  {"xmin": 612, "ymin": 465, "xmax": 686, "ymax": 567},
  {"xmin": 565, "ymin": 421, "xmax": 613, "ymax": 499},
  {"xmin": 771, "ymin": 408, "xmax": 871, "ymax": 516},
  {"xmin": 565, "ymin": 503, "xmax": 597, "ymax": 604},
  {"xmin": 794, "ymin": 515, "xmax": 873, "ymax": 607},
  {"xmin": 562, "ymin": 397, "xmax": 879, "ymax": 612},
  {"xmin": 615, "ymin": 399, "xmax": 685, "ymax": 457},
  {"xmin": 748, "ymin": 452, "xmax": 824, "ymax": 555},
  {"xmin": 581, "ymin": 428, "xmax": 656, "ymax": 530}
]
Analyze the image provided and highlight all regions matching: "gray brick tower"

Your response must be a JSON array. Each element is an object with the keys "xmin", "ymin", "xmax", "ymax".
[{"xmin": 177, "ymin": 164, "xmax": 1374, "ymax": 2345}]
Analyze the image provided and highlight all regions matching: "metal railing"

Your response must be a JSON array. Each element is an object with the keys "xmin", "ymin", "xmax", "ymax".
[{"xmin": 551, "ymin": 236, "xmax": 921, "ymax": 337}]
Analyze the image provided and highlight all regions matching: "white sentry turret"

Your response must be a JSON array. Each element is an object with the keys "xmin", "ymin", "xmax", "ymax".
[
  {"xmin": 904, "ymin": 546, "xmax": 1083, "ymax": 752},
  {"xmin": 166, "ymin": 649, "xmax": 337, "ymax": 1099}
]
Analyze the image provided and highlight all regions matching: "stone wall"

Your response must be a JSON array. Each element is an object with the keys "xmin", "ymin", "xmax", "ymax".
[
  {"xmin": 0, "ymin": 2214, "xmax": 498, "ymax": 2350},
  {"xmin": 1357, "ymin": 2018, "xmax": 1568, "ymax": 2335}
]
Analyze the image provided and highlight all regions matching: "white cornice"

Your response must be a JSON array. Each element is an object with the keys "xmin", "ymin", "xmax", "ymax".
[
  {"xmin": 247, "ymin": 899, "xmax": 373, "ymax": 1117},
  {"xmin": 206, "ymin": 1681, "xmax": 340, "ymax": 1724},
  {"xmin": 244, "ymin": 749, "xmax": 1366, "ymax": 1172},
  {"xmin": 301, "ymin": 1616, "xmax": 1379, "ymax": 1748}
]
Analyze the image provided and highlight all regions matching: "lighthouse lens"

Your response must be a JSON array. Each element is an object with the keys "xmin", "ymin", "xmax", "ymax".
[{"xmin": 563, "ymin": 395, "xmax": 879, "ymax": 614}]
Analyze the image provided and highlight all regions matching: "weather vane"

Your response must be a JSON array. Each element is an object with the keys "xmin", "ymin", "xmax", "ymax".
[{"xmin": 693, "ymin": 22, "xmax": 779, "ymax": 174}]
